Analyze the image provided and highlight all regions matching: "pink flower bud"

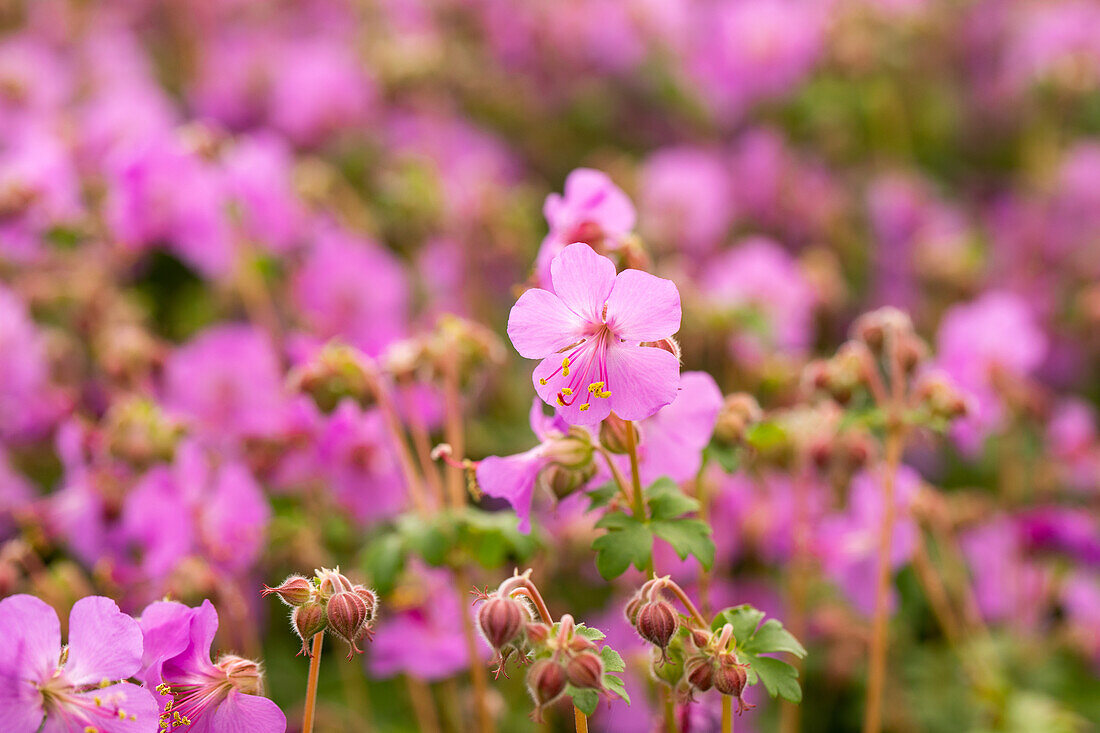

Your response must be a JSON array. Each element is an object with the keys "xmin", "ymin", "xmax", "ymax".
[
  {"xmin": 292, "ymin": 601, "xmax": 327, "ymax": 656},
  {"xmin": 599, "ymin": 414, "xmax": 638, "ymax": 455},
  {"xmin": 262, "ymin": 575, "xmax": 313, "ymax": 607},
  {"xmin": 713, "ymin": 653, "xmax": 749, "ymax": 700},
  {"xmin": 637, "ymin": 600, "xmax": 678, "ymax": 655},
  {"xmin": 525, "ymin": 622, "xmax": 551, "ymax": 647},
  {"xmin": 526, "ymin": 659, "xmax": 567, "ymax": 722},
  {"xmin": 327, "ymin": 591, "xmax": 369, "ymax": 659},
  {"xmin": 353, "ymin": 585, "xmax": 378, "ymax": 622},
  {"xmin": 565, "ymin": 651, "xmax": 604, "ymax": 690},
  {"xmin": 476, "ymin": 596, "xmax": 526, "ymax": 651},
  {"xmin": 215, "ymin": 654, "xmax": 265, "ymax": 695},
  {"xmin": 685, "ymin": 655, "xmax": 715, "ymax": 692},
  {"xmin": 316, "ymin": 567, "xmax": 355, "ymax": 597}
]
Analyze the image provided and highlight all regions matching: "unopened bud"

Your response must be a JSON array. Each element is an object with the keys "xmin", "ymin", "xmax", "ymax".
[
  {"xmin": 714, "ymin": 393, "xmax": 762, "ymax": 444},
  {"xmin": 599, "ymin": 414, "xmax": 638, "ymax": 455},
  {"xmin": 685, "ymin": 655, "xmax": 715, "ymax": 692},
  {"xmin": 316, "ymin": 567, "xmax": 355, "ymax": 598},
  {"xmin": 525, "ymin": 622, "xmax": 551, "ymax": 647},
  {"xmin": 477, "ymin": 596, "xmax": 526, "ymax": 651},
  {"xmin": 288, "ymin": 342, "xmax": 373, "ymax": 413},
  {"xmin": 915, "ymin": 372, "xmax": 969, "ymax": 421},
  {"xmin": 262, "ymin": 575, "xmax": 314, "ymax": 607},
  {"xmin": 292, "ymin": 602, "xmax": 327, "ymax": 656},
  {"xmin": 852, "ymin": 307, "xmax": 912, "ymax": 351},
  {"xmin": 541, "ymin": 462, "xmax": 598, "ymax": 499},
  {"xmin": 527, "ymin": 659, "xmax": 567, "ymax": 721},
  {"xmin": 542, "ymin": 433, "xmax": 594, "ymax": 469},
  {"xmin": 215, "ymin": 655, "xmax": 264, "ymax": 695},
  {"xmin": 624, "ymin": 594, "xmax": 643, "ymax": 626},
  {"xmin": 565, "ymin": 651, "xmax": 604, "ymax": 689},
  {"xmin": 689, "ymin": 629, "xmax": 711, "ymax": 651},
  {"xmin": 353, "ymin": 585, "xmax": 378, "ymax": 622},
  {"xmin": 327, "ymin": 591, "xmax": 369, "ymax": 659},
  {"xmin": 637, "ymin": 600, "xmax": 678, "ymax": 655},
  {"xmin": 713, "ymin": 654, "xmax": 748, "ymax": 697}
]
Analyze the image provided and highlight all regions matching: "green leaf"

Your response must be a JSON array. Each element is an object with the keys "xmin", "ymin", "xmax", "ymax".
[
  {"xmin": 747, "ymin": 619, "xmax": 808, "ymax": 658},
  {"xmin": 361, "ymin": 532, "xmax": 405, "ymax": 593},
  {"xmin": 586, "ymin": 482, "xmax": 619, "ymax": 511},
  {"xmin": 571, "ymin": 624, "xmax": 607, "ymax": 643},
  {"xmin": 599, "ymin": 645, "xmax": 625, "ymax": 673},
  {"xmin": 567, "ymin": 686, "xmax": 600, "ymax": 716},
  {"xmin": 397, "ymin": 515, "xmax": 451, "ymax": 566},
  {"xmin": 711, "ymin": 604, "xmax": 766, "ymax": 643},
  {"xmin": 706, "ymin": 441, "xmax": 741, "ymax": 474},
  {"xmin": 594, "ymin": 511, "xmax": 635, "ymax": 530},
  {"xmin": 645, "ymin": 478, "xmax": 700, "ymax": 520},
  {"xmin": 745, "ymin": 421, "xmax": 788, "ymax": 452},
  {"xmin": 751, "ymin": 656, "xmax": 802, "ymax": 703},
  {"xmin": 651, "ymin": 518, "xmax": 715, "ymax": 569},
  {"xmin": 603, "ymin": 673, "xmax": 630, "ymax": 705},
  {"xmin": 592, "ymin": 519, "xmax": 653, "ymax": 579}
]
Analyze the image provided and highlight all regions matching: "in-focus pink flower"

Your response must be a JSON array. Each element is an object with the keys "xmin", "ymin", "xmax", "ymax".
[
  {"xmin": 508, "ymin": 243, "xmax": 681, "ymax": 425},
  {"xmin": 535, "ymin": 169, "xmax": 636, "ymax": 288},
  {"xmin": 140, "ymin": 600, "xmax": 285, "ymax": 733},
  {"xmin": 0, "ymin": 594, "xmax": 157, "ymax": 732}
]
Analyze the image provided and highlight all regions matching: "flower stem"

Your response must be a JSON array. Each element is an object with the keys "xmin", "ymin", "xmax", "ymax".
[
  {"xmin": 663, "ymin": 688, "xmax": 678, "ymax": 733},
  {"xmin": 302, "ymin": 632, "xmax": 324, "ymax": 733},
  {"xmin": 574, "ymin": 705, "xmax": 590, "ymax": 733},
  {"xmin": 624, "ymin": 421, "xmax": 646, "ymax": 521},
  {"xmin": 405, "ymin": 676, "xmax": 442, "ymax": 733},
  {"xmin": 442, "ymin": 358, "xmax": 467, "ymax": 508},
  {"xmin": 722, "ymin": 696, "xmax": 733, "ymax": 733},
  {"xmin": 456, "ymin": 567, "xmax": 494, "ymax": 733},
  {"xmin": 862, "ymin": 426, "xmax": 904, "ymax": 733}
]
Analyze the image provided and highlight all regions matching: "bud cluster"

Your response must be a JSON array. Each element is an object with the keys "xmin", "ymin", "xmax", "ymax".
[
  {"xmin": 262, "ymin": 567, "xmax": 379, "ymax": 660},
  {"xmin": 286, "ymin": 341, "xmax": 374, "ymax": 413},
  {"xmin": 474, "ymin": 573, "xmax": 614, "ymax": 722}
]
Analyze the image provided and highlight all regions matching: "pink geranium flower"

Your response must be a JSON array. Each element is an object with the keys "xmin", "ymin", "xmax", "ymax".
[
  {"xmin": 139, "ymin": 600, "xmax": 285, "ymax": 733},
  {"xmin": 0, "ymin": 594, "xmax": 158, "ymax": 732},
  {"xmin": 508, "ymin": 243, "xmax": 681, "ymax": 425}
]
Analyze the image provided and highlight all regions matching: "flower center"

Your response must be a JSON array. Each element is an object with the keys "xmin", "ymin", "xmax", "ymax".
[
  {"xmin": 38, "ymin": 671, "xmax": 140, "ymax": 733},
  {"xmin": 156, "ymin": 676, "xmax": 231, "ymax": 730},
  {"xmin": 538, "ymin": 326, "xmax": 615, "ymax": 412}
]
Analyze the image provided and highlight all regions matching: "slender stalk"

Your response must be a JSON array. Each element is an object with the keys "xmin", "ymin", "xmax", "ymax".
[
  {"xmin": 624, "ymin": 421, "xmax": 646, "ymax": 520},
  {"xmin": 405, "ymin": 676, "xmax": 442, "ymax": 733},
  {"xmin": 597, "ymin": 447, "xmax": 633, "ymax": 506},
  {"xmin": 441, "ymin": 359, "xmax": 467, "ymax": 508},
  {"xmin": 302, "ymin": 633, "xmax": 324, "ymax": 733},
  {"xmin": 370, "ymin": 373, "xmax": 432, "ymax": 516},
  {"xmin": 659, "ymin": 578, "xmax": 708, "ymax": 628},
  {"xmin": 401, "ymin": 373, "xmax": 447, "ymax": 507},
  {"xmin": 663, "ymin": 688, "xmax": 678, "ymax": 733},
  {"xmin": 455, "ymin": 567, "xmax": 494, "ymax": 733},
  {"xmin": 695, "ymin": 466, "xmax": 713, "ymax": 618},
  {"xmin": 780, "ymin": 462, "xmax": 810, "ymax": 733},
  {"xmin": 722, "ymin": 696, "xmax": 733, "ymax": 733},
  {"xmin": 574, "ymin": 705, "xmax": 590, "ymax": 733},
  {"xmin": 862, "ymin": 427, "xmax": 904, "ymax": 733}
]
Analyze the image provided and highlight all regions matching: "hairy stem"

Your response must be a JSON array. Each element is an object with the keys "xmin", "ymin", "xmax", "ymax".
[
  {"xmin": 302, "ymin": 633, "xmax": 324, "ymax": 733},
  {"xmin": 624, "ymin": 421, "xmax": 646, "ymax": 521},
  {"xmin": 574, "ymin": 705, "xmax": 590, "ymax": 733},
  {"xmin": 723, "ymin": 695, "xmax": 733, "ymax": 733}
]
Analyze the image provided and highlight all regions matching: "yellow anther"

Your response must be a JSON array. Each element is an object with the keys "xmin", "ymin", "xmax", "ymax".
[
  {"xmin": 94, "ymin": 697, "xmax": 102, "ymax": 706},
  {"xmin": 130, "ymin": 715, "xmax": 137, "ymax": 721},
  {"xmin": 596, "ymin": 389, "xmax": 611, "ymax": 398},
  {"xmin": 556, "ymin": 395, "xmax": 567, "ymax": 406},
  {"xmin": 99, "ymin": 679, "xmax": 110, "ymax": 688},
  {"xmin": 587, "ymin": 382, "xmax": 603, "ymax": 393},
  {"xmin": 579, "ymin": 404, "xmax": 590, "ymax": 411},
  {"xmin": 561, "ymin": 357, "xmax": 570, "ymax": 377},
  {"xmin": 84, "ymin": 727, "xmax": 98, "ymax": 733},
  {"xmin": 118, "ymin": 709, "xmax": 128, "ymax": 719},
  {"xmin": 538, "ymin": 378, "xmax": 547, "ymax": 385},
  {"xmin": 560, "ymin": 387, "xmax": 573, "ymax": 396}
]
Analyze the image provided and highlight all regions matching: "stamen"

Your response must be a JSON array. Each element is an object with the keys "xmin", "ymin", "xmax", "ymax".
[{"xmin": 560, "ymin": 387, "xmax": 573, "ymax": 396}]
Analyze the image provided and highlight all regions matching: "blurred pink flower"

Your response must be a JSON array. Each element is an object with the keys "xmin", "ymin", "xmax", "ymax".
[
  {"xmin": 0, "ymin": 594, "xmax": 157, "ymax": 732},
  {"xmin": 0, "ymin": 284, "xmax": 64, "ymax": 441},
  {"xmin": 639, "ymin": 146, "xmax": 734, "ymax": 255},
  {"xmin": 509, "ymin": 243, "xmax": 681, "ymax": 425}
]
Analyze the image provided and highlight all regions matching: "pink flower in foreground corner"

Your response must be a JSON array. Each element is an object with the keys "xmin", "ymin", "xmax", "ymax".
[
  {"xmin": 508, "ymin": 242, "xmax": 681, "ymax": 425},
  {"xmin": 139, "ymin": 600, "xmax": 285, "ymax": 733},
  {"xmin": 0, "ymin": 594, "xmax": 158, "ymax": 732}
]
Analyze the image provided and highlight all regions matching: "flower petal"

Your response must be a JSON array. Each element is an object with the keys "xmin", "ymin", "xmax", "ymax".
[
  {"xmin": 162, "ymin": 599, "xmax": 221, "ymax": 681},
  {"xmin": 64, "ymin": 596, "xmax": 144, "ymax": 687},
  {"xmin": 476, "ymin": 450, "xmax": 547, "ymax": 534},
  {"xmin": 507, "ymin": 288, "xmax": 586, "ymax": 359},
  {"xmin": 637, "ymin": 373, "xmax": 723, "ymax": 486},
  {"xmin": 0, "ymin": 594, "xmax": 59, "ymax": 683},
  {"xmin": 0, "ymin": 667, "xmax": 43, "ymax": 732},
  {"xmin": 605, "ymin": 269, "xmax": 681, "ymax": 342},
  {"xmin": 549, "ymin": 243, "xmax": 616, "ymax": 323},
  {"xmin": 532, "ymin": 349, "xmax": 613, "ymax": 427},
  {"xmin": 40, "ymin": 682, "xmax": 160, "ymax": 733},
  {"xmin": 605, "ymin": 344, "xmax": 681, "ymax": 422},
  {"xmin": 138, "ymin": 601, "xmax": 196, "ymax": 683},
  {"xmin": 208, "ymin": 690, "xmax": 288, "ymax": 733}
]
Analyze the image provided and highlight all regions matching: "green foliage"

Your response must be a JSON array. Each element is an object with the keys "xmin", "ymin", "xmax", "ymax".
[
  {"xmin": 589, "ymin": 477, "xmax": 715, "ymax": 579},
  {"xmin": 712, "ymin": 604, "xmax": 807, "ymax": 704},
  {"xmin": 547, "ymin": 623, "xmax": 630, "ymax": 714},
  {"xmin": 360, "ymin": 507, "xmax": 537, "ymax": 592}
]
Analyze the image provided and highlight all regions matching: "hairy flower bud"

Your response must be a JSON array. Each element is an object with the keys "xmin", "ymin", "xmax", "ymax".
[
  {"xmin": 477, "ymin": 596, "xmax": 526, "ymax": 651},
  {"xmin": 565, "ymin": 651, "xmax": 604, "ymax": 690},
  {"xmin": 262, "ymin": 575, "xmax": 313, "ymax": 607},
  {"xmin": 527, "ymin": 659, "xmax": 567, "ymax": 721},
  {"xmin": 541, "ymin": 461, "xmax": 598, "ymax": 499},
  {"xmin": 637, "ymin": 600, "xmax": 678, "ymax": 656},
  {"xmin": 287, "ymin": 341, "xmax": 374, "ymax": 413},
  {"xmin": 714, "ymin": 393, "xmax": 762, "ymax": 444},
  {"xmin": 327, "ymin": 591, "xmax": 369, "ymax": 659},
  {"xmin": 316, "ymin": 567, "xmax": 354, "ymax": 598},
  {"xmin": 599, "ymin": 414, "xmax": 638, "ymax": 455},
  {"xmin": 542, "ymin": 432, "xmax": 594, "ymax": 469},
  {"xmin": 525, "ymin": 622, "xmax": 551, "ymax": 647},
  {"xmin": 713, "ymin": 654, "xmax": 748, "ymax": 698},
  {"xmin": 215, "ymin": 655, "xmax": 265, "ymax": 696},
  {"xmin": 685, "ymin": 655, "xmax": 715, "ymax": 692},
  {"xmin": 689, "ymin": 629, "xmax": 711, "ymax": 651},
  {"xmin": 292, "ymin": 601, "xmax": 327, "ymax": 656},
  {"xmin": 353, "ymin": 585, "xmax": 378, "ymax": 622},
  {"xmin": 624, "ymin": 594, "xmax": 643, "ymax": 626}
]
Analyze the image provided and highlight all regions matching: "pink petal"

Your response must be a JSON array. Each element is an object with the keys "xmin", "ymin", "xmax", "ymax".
[
  {"xmin": 164, "ymin": 600, "xmax": 220, "ymax": 679},
  {"xmin": 138, "ymin": 601, "xmax": 196, "ymax": 678},
  {"xmin": 605, "ymin": 269, "xmax": 681, "ymax": 342},
  {"xmin": 64, "ymin": 597, "xmax": 144, "ymax": 687},
  {"xmin": 40, "ymin": 682, "xmax": 160, "ymax": 733},
  {"xmin": 207, "ymin": 690, "xmax": 287, "ymax": 733},
  {"xmin": 638, "ymin": 372, "xmax": 723, "ymax": 485},
  {"xmin": 0, "ymin": 594, "xmax": 60, "ymax": 683},
  {"xmin": 0, "ymin": 669, "xmax": 43, "ymax": 732},
  {"xmin": 549, "ymin": 243, "xmax": 616, "ymax": 323},
  {"xmin": 560, "ymin": 168, "xmax": 636, "ymax": 233},
  {"xmin": 532, "ymin": 347, "xmax": 613, "ymax": 426},
  {"xmin": 605, "ymin": 344, "xmax": 681, "ymax": 422},
  {"xmin": 476, "ymin": 450, "xmax": 547, "ymax": 533},
  {"xmin": 507, "ymin": 288, "xmax": 586, "ymax": 359}
]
